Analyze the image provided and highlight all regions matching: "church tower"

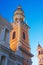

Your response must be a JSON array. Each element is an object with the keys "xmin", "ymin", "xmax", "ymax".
[
  {"xmin": 37, "ymin": 44, "xmax": 43, "ymax": 65},
  {"xmin": 10, "ymin": 6, "xmax": 33, "ymax": 65},
  {"xmin": 10, "ymin": 6, "xmax": 30, "ymax": 52}
]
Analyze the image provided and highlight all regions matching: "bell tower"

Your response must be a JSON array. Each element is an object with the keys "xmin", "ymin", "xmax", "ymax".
[
  {"xmin": 10, "ymin": 6, "xmax": 30, "ymax": 52},
  {"xmin": 37, "ymin": 44, "xmax": 43, "ymax": 65},
  {"xmin": 10, "ymin": 6, "xmax": 33, "ymax": 65}
]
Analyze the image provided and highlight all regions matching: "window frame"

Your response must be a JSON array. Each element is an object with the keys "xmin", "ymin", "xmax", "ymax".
[
  {"xmin": 23, "ymin": 32, "xmax": 25, "ymax": 40},
  {"xmin": 12, "ymin": 31, "xmax": 16, "ymax": 39}
]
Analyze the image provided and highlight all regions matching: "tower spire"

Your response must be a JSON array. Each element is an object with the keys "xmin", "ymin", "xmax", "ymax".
[{"xmin": 38, "ymin": 44, "xmax": 41, "ymax": 48}]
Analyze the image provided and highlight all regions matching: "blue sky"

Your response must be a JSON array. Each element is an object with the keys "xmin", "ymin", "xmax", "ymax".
[{"xmin": 0, "ymin": 0, "xmax": 43, "ymax": 65}]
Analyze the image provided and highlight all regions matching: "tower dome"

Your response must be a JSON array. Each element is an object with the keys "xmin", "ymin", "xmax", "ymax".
[{"xmin": 13, "ymin": 6, "xmax": 25, "ymax": 21}]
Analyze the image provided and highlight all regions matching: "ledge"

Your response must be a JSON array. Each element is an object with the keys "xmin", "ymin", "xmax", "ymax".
[
  {"xmin": 0, "ymin": 44, "xmax": 24, "ymax": 62},
  {"xmin": 19, "ymin": 46, "xmax": 34, "ymax": 57}
]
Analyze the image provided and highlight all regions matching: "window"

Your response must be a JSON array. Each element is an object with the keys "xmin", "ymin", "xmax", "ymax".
[
  {"xmin": 12, "ymin": 31, "xmax": 16, "ymax": 39},
  {"xmin": 1, "ymin": 56, "xmax": 6, "ymax": 65},
  {"xmin": 4, "ymin": 29, "xmax": 9, "ymax": 42},
  {"xmin": 39, "ymin": 51, "xmax": 43, "ymax": 55},
  {"xmin": 39, "ymin": 51, "xmax": 40, "ymax": 54},
  {"xmin": 23, "ymin": 32, "xmax": 25, "ymax": 40},
  {"xmin": 15, "ymin": 18, "xmax": 18, "ymax": 21}
]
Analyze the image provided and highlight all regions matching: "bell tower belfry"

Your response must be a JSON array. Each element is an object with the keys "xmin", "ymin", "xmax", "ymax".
[
  {"xmin": 10, "ymin": 6, "xmax": 30, "ymax": 52},
  {"xmin": 10, "ymin": 6, "xmax": 33, "ymax": 65}
]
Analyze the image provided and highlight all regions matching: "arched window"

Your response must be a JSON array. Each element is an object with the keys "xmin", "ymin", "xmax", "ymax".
[
  {"xmin": 4, "ymin": 29, "xmax": 9, "ymax": 42},
  {"xmin": 39, "ymin": 51, "xmax": 40, "ymax": 55},
  {"xmin": 12, "ymin": 31, "xmax": 16, "ymax": 39},
  {"xmin": 23, "ymin": 32, "xmax": 25, "ymax": 40},
  {"xmin": 15, "ymin": 18, "xmax": 18, "ymax": 21}
]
